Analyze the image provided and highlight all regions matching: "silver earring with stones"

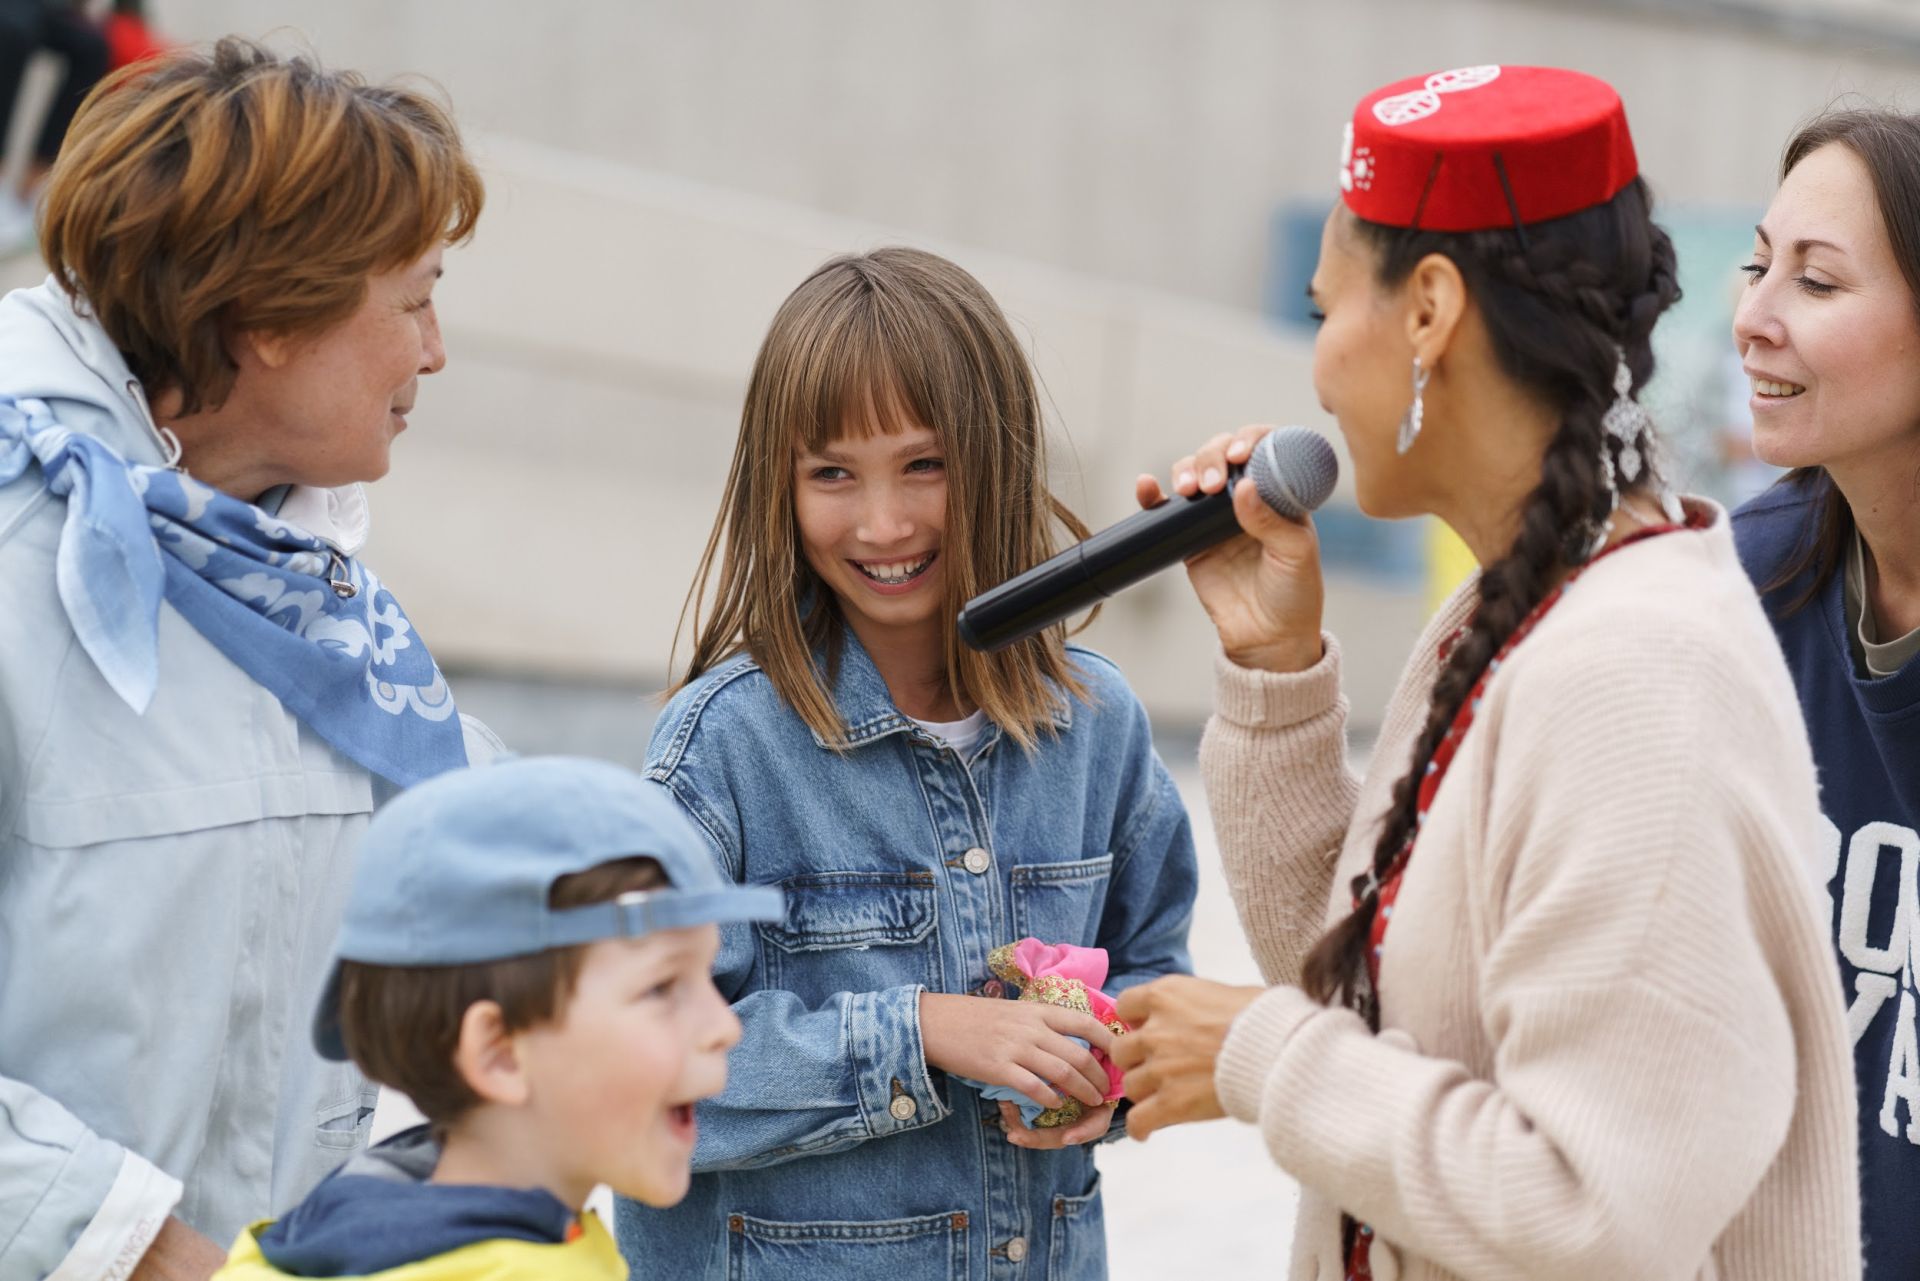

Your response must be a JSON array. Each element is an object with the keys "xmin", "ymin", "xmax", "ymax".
[
  {"xmin": 1397, "ymin": 356, "xmax": 1431, "ymax": 455},
  {"xmin": 1601, "ymin": 350, "xmax": 1651, "ymax": 485}
]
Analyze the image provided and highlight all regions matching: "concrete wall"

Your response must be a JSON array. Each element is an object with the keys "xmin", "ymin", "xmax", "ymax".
[
  {"xmin": 325, "ymin": 137, "xmax": 1418, "ymax": 723},
  {"xmin": 151, "ymin": 0, "xmax": 1920, "ymax": 312},
  {"xmin": 1, "ymin": 83, "xmax": 1419, "ymax": 728},
  {"xmin": 32, "ymin": 0, "xmax": 1909, "ymax": 723}
]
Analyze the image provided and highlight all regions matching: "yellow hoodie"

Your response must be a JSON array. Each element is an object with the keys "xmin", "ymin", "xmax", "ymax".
[{"xmin": 213, "ymin": 1209, "xmax": 626, "ymax": 1281}]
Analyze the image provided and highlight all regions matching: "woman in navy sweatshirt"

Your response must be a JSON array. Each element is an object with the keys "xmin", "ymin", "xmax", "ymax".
[{"xmin": 1732, "ymin": 110, "xmax": 1920, "ymax": 1281}]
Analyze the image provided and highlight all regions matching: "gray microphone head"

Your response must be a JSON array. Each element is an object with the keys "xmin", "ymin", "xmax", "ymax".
[{"xmin": 1247, "ymin": 426, "xmax": 1338, "ymax": 520}]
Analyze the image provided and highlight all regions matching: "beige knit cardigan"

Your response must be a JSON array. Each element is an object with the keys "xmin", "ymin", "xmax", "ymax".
[{"xmin": 1206, "ymin": 505, "xmax": 1860, "ymax": 1281}]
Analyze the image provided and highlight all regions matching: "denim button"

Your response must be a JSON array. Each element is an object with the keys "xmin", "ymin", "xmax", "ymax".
[
  {"xmin": 890, "ymin": 1094, "xmax": 918, "ymax": 1121},
  {"xmin": 962, "ymin": 847, "xmax": 991, "ymax": 874},
  {"xmin": 1005, "ymin": 1236, "xmax": 1029, "ymax": 1262}
]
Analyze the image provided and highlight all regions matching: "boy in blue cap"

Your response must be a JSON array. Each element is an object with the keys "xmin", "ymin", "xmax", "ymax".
[{"xmin": 212, "ymin": 757, "xmax": 784, "ymax": 1280}]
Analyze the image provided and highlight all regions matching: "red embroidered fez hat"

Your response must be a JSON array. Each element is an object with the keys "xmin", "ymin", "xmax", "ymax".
[{"xmin": 1338, "ymin": 66, "xmax": 1638, "ymax": 232}]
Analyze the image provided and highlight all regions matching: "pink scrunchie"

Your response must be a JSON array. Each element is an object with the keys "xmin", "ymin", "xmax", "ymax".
[{"xmin": 1007, "ymin": 938, "xmax": 1126, "ymax": 1100}]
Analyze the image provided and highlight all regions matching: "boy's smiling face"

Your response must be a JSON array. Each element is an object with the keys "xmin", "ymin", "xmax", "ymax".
[{"xmin": 512, "ymin": 923, "xmax": 739, "ymax": 1207}]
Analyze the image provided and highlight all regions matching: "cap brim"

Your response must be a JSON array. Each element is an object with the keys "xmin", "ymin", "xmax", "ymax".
[
  {"xmin": 547, "ymin": 884, "xmax": 787, "ymax": 949},
  {"xmin": 310, "ymin": 958, "xmax": 350, "ymax": 1062}
]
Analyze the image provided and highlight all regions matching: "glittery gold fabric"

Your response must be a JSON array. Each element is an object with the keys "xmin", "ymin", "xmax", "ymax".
[{"xmin": 984, "ymin": 941, "xmax": 1129, "ymax": 1127}]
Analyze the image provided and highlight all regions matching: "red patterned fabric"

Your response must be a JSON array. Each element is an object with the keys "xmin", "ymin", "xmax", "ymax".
[
  {"xmin": 1339, "ymin": 66, "xmax": 1638, "ymax": 233},
  {"xmin": 1344, "ymin": 516, "xmax": 1700, "ymax": 1280}
]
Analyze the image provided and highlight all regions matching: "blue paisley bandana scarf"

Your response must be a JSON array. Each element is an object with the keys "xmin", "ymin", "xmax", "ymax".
[{"xmin": 0, "ymin": 396, "xmax": 467, "ymax": 787}]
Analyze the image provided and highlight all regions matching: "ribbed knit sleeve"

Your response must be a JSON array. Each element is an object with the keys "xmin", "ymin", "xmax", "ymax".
[
  {"xmin": 1200, "ymin": 525, "xmax": 1860, "ymax": 1281},
  {"xmin": 1198, "ymin": 633, "xmax": 1356, "ymax": 988}
]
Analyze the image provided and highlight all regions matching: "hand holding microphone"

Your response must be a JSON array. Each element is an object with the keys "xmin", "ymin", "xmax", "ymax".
[
  {"xmin": 958, "ymin": 425, "xmax": 1336, "ymax": 673},
  {"xmin": 1140, "ymin": 425, "xmax": 1331, "ymax": 674}
]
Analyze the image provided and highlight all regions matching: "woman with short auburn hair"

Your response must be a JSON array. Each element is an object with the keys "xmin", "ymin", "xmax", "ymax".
[
  {"xmin": 1731, "ymin": 108, "xmax": 1920, "ymax": 1281},
  {"xmin": 0, "ymin": 37, "xmax": 494, "ymax": 1280}
]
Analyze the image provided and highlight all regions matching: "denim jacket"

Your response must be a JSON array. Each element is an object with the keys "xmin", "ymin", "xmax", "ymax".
[{"xmin": 615, "ymin": 632, "xmax": 1197, "ymax": 1281}]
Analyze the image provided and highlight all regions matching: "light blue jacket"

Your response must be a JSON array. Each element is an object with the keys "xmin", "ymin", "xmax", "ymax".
[
  {"xmin": 616, "ymin": 632, "xmax": 1197, "ymax": 1281},
  {"xmin": 0, "ymin": 280, "xmax": 499, "ymax": 1277}
]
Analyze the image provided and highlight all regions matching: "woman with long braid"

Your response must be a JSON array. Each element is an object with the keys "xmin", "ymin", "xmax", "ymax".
[{"xmin": 1110, "ymin": 67, "xmax": 1861, "ymax": 1280}]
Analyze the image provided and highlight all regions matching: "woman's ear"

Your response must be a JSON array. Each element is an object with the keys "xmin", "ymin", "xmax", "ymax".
[
  {"xmin": 1404, "ymin": 252, "xmax": 1469, "ymax": 367},
  {"xmin": 451, "ymin": 1000, "xmax": 530, "ymax": 1107},
  {"xmin": 231, "ymin": 325, "xmax": 296, "ymax": 373}
]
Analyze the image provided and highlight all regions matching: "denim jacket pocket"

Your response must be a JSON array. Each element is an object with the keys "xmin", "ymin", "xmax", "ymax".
[
  {"xmin": 1046, "ymin": 1171, "xmax": 1106, "ymax": 1281},
  {"xmin": 314, "ymin": 1071, "xmax": 379, "ymax": 1151},
  {"xmin": 725, "ymin": 1209, "xmax": 970, "ymax": 1280},
  {"xmin": 1009, "ymin": 855, "xmax": 1115, "ymax": 947},
  {"xmin": 756, "ymin": 871, "xmax": 941, "ymax": 1004}
]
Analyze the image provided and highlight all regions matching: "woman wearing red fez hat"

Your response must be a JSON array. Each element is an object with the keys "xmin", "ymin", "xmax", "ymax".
[
  {"xmin": 1729, "ymin": 111, "xmax": 1920, "ymax": 1281},
  {"xmin": 1108, "ymin": 66, "xmax": 1861, "ymax": 1280}
]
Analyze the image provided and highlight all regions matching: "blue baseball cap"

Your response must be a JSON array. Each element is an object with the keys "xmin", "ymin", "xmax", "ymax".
[{"xmin": 312, "ymin": 756, "xmax": 784, "ymax": 1061}]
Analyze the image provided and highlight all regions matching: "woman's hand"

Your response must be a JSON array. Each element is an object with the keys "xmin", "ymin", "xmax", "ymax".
[
  {"xmin": 997, "ymin": 1099, "xmax": 1117, "ymax": 1149},
  {"xmin": 128, "ymin": 1216, "xmax": 227, "ymax": 1281},
  {"xmin": 1111, "ymin": 975, "xmax": 1266, "ymax": 1140},
  {"xmin": 921, "ymin": 992, "xmax": 1116, "ymax": 1110},
  {"xmin": 1135, "ymin": 426, "xmax": 1326, "ymax": 673}
]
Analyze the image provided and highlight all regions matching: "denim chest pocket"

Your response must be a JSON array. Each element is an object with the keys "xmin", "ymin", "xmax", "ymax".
[
  {"xmin": 725, "ymin": 1209, "xmax": 969, "ymax": 1281},
  {"xmin": 1009, "ymin": 855, "xmax": 1114, "ymax": 948},
  {"xmin": 756, "ymin": 872, "xmax": 941, "ymax": 1003},
  {"xmin": 315, "ymin": 1070, "xmax": 380, "ymax": 1151}
]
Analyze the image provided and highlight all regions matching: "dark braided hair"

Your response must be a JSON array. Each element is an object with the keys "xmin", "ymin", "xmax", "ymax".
[{"xmin": 1299, "ymin": 178, "xmax": 1682, "ymax": 1022}]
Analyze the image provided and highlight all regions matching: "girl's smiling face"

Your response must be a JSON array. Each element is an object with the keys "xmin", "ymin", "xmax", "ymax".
[
  {"xmin": 1733, "ymin": 142, "xmax": 1920, "ymax": 475},
  {"xmin": 792, "ymin": 392, "xmax": 948, "ymax": 649}
]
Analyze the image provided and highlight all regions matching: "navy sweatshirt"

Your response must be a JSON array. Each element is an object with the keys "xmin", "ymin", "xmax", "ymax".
[
  {"xmin": 255, "ymin": 1125, "xmax": 575, "ymax": 1276},
  {"xmin": 1734, "ymin": 485, "xmax": 1920, "ymax": 1280}
]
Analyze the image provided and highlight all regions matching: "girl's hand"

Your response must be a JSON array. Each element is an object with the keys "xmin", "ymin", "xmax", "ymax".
[
  {"xmin": 1134, "ymin": 426, "xmax": 1326, "ymax": 673},
  {"xmin": 1111, "ymin": 975, "xmax": 1265, "ymax": 1140},
  {"xmin": 997, "ymin": 1099, "xmax": 1116, "ymax": 1149},
  {"xmin": 921, "ymin": 992, "xmax": 1116, "ymax": 1109}
]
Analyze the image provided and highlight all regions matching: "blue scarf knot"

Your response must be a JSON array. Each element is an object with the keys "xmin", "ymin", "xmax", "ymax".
[{"xmin": 0, "ymin": 396, "xmax": 467, "ymax": 787}]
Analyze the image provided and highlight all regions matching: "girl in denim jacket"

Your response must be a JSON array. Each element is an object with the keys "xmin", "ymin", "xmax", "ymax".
[{"xmin": 615, "ymin": 247, "xmax": 1198, "ymax": 1281}]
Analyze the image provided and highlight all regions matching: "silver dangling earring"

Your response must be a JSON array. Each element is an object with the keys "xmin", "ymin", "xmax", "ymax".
[
  {"xmin": 1397, "ymin": 356, "xmax": 1431, "ymax": 455},
  {"xmin": 1587, "ymin": 348, "xmax": 1652, "ymax": 558},
  {"xmin": 1600, "ymin": 350, "xmax": 1652, "ymax": 486}
]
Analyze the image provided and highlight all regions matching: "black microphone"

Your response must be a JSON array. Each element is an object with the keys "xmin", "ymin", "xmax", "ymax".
[{"xmin": 957, "ymin": 426, "xmax": 1338, "ymax": 653}]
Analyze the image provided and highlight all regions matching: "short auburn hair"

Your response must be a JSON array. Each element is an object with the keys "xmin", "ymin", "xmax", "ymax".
[
  {"xmin": 39, "ymin": 36, "xmax": 483, "ymax": 415},
  {"xmin": 336, "ymin": 856, "xmax": 667, "ymax": 1133}
]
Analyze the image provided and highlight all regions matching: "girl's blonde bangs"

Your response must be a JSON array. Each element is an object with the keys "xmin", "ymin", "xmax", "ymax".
[{"xmin": 783, "ymin": 285, "xmax": 952, "ymax": 456}]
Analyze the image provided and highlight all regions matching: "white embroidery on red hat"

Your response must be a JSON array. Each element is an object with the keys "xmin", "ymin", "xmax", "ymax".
[
  {"xmin": 1371, "ymin": 64, "xmax": 1502, "ymax": 129},
  {"xmin": 1425, "ymin": 65, "xmax": 1501, "ymax": 94},
  {"xmin": 1339, "ymin": 122, "xmax": 1377, "ymax": 193},
  {"xmin": 1374, "ymin": 90, "xmax": 1439, "ymax": 127}
]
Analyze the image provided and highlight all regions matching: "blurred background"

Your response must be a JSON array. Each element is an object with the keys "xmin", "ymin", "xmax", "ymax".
[
  {"xmin": 11, "ymin": 0, "xmax": 1913, "ymax": 737},
  {"xmin": 1, "ymin": 1, "xmax": 1912, "ymax": 1274}
]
